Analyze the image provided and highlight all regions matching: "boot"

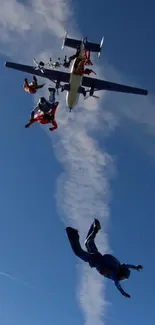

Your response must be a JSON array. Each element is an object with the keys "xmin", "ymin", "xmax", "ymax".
[{"xmin": 93, "ymin": 219, "xmax": 101, "ymax": 232}]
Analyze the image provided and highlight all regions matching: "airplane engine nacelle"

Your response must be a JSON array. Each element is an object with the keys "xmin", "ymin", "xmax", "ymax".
[{"xmin": 63, "ymin": 84, "xmax": 70, "ymax": 91}]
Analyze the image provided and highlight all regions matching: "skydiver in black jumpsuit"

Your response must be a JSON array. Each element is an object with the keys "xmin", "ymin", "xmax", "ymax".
[{"xmin": 66, "ymin": 219, "xmax": 143, "ymax": 298}]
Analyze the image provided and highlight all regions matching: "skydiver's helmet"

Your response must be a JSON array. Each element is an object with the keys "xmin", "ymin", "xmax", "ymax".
[
  {"xmin": 39, "ymin": 97, "xmax": 47, "ymax": 106},
  {"xmin": 119, "ymin": 265, "xmax": 131, "ymax": 281},
  {"xmin": 39, "ymin": 61, "xmax": 45, "ymax": 67}
]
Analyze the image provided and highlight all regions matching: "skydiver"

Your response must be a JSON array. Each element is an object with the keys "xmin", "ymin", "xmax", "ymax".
[
  {"xmin": 73, "ymin": 68, "xmax": 96, "ymax": 76},
  {"xmin": 24, "ymin": 76, "xmax": 45, "ymax": 94},
  {"xmin": 82, "ymin": 50, "xmax": 93, "ymax": 66},
  {"xmin": 69, "ymin": 49, "xmax": 93, "ymax": 70},
  {"xmin": 66, "ymin": 219, "xmax": 143, "ymax": 298},
  {"xmin": 25, "ymin": 88, "xmax": 58, "ymax": 131},
  {"xmin": 48, "ymin": 57, "xmax": 62, "ymax": 69},
  {"xmin": 68, "ymin": 46, "xmax": 81, "ymax": 62},
  {"xmin": 63, "ymin": 55, "xmax": 71, "ymax": 68},
  {"xmin": 63, "ymin": 46, "xmax": 81, "ymax": 68},
  {"xmin": 83, "ymin": 68, "xmax": 96, "ymax": 75}
]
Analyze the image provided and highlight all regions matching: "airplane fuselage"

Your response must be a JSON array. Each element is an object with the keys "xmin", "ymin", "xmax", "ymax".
[
  {"xmin": 66, "ymin": 44, "xmax": 85, "ymax": 110},
  {"xmin": 66, "ymin": 58, "xmax": 83, "ymax": 109}
]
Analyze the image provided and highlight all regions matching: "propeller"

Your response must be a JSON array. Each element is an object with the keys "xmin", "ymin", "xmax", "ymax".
[{"xmin": 33, "ymin": 58, "xmax": 45, "ymax": 73}]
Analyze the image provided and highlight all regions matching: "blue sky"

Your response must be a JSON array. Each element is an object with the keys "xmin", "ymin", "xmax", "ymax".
[{"xmin": 0, "ymin": 1, "xmax": 155, "ymax": 325}]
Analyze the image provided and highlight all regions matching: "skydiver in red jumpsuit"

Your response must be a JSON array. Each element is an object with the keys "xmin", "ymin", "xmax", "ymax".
[
  {"xmin": 73, "ymin": 50, "xmax": 95, "ymax": 75},
  {"xmin": 24, "ymin": 76, "xmax": 45, "ymax": 94},
  {"xmin": 83, "ymin": 68, "xmax": 96, "ymax": 75},
  {"xmin": 25, "ymin": 88, "xmax": 58, "ymax": 131},
  {"xmin": 82, "ymin": 50, "xmax": 93, "ymax": 66},
  {"xmin": 73, "ymin": 67, "xmax": 96, "ymax": 76}
]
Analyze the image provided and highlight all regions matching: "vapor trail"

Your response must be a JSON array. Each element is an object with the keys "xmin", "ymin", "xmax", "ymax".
[{"xmin": 0, "ymin": 271, "xmax": 52, "ymax": 296}]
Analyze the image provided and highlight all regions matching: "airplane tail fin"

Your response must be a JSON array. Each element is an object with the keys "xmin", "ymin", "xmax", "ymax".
[
  {"xmin": 62, "ymin": 31, "xmax": 104, "ymax": 57},
  {"xmin": 85, "ymin": 37, "xmax": 104, "ymax": 57}
]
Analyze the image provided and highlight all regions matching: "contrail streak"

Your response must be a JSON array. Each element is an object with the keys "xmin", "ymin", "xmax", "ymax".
[
  {"xmin": 0, "ymin": 271, "xmax": 34, "ymax": 287},
  {"xmin": 0, "ymin": 271, "xmax": 52, "ymax": 296}
]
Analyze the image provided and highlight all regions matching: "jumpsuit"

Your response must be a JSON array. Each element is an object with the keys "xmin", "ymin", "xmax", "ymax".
[{"xmin": 26, "ymin": 89, "xmax": 58, "ymax": 130}]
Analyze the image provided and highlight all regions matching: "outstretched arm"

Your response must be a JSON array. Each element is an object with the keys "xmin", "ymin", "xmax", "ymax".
[
  {"xmin": 30, "ymin": 106, "xmax": 39, "ymax": 119},
  {"xmin": 124, "ymin": 264, "xmax": 143, "ymax": 271},
  {"xmin": 114, "ymin": 280, "xmax": 130, "ymax": 298},
  {"xmin": 36, "ymin": 84, "xmax": 45, "ymax": 89}
]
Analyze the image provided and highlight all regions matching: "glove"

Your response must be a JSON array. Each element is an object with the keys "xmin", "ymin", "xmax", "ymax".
[
  {"xmin": 135, "ymin": 265, "xmax": 143, "ymax": 271},
  {"xmin": 25, "ymin": 123, "xmax": 30, "ymax": 128},
  {"xmin": 123, "ymin": 292, "xmax": 131, "ymax": 298}
]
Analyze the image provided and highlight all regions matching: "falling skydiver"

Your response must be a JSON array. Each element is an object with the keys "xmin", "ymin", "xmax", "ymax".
[
  {"xmin": 25, "ymin": 88, "xmax": 58, "ymax": 131},
  {"xmin": 24, "ymin": 76, "xmax": 45, "ymax": 94},
  {"xmin": 66, "ymin": 219, "xmax": 143, "ymax": 298}
]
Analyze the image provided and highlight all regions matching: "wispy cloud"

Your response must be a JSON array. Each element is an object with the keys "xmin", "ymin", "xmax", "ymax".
[
  {"xmin": 0, "ymin": 271, "xmax": 52, "ymax": 297},
  {"xmin": 102, "ymin": 62, "xmax": 155, "ymax": 132},
  {"xmin": 0, "ymin": 271, "xmax": 34, "ymax": 288},
  {"xmin": 2, "ymin": 1, "xmax": 153, "ymax": 324},
  {"xmin": 0, "ymin": 1, "xmax": 113, "ymax": 324},
  {"xmin": 0, "ymin": 0, "xmax": 77, "ymax": 59},
  {"xmin": 53, "ymin": 96, "xmax": 115, "ymax": 324}
]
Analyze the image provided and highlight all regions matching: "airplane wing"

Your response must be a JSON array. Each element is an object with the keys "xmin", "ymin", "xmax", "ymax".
[
  {"xmin": 5, "ymin": 62, "xmax": 70, "ymax": 83},
  {"xmin": 82, "ymin": 76, "xmax": 148, "ymax": 96}
]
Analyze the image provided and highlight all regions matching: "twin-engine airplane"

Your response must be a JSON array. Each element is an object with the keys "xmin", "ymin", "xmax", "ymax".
[{"xmin": 5, "ymin": 32, "xmax": 148, "ymax": 111}]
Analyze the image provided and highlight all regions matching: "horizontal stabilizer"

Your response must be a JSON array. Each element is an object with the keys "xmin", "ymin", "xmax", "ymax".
[
  {"xmin": 84, "ymin": 41, "xmax": 101, "ymax": 53},
  {"xmin": 63, "ymin": 37, "xmax": 82, "ymax": 50},
  {"xmin": 62, "ymin": 32, "xmax": 104, "ymax": 56}
]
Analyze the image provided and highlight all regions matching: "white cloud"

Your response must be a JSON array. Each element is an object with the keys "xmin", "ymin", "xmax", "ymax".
[
  {"xmin": 0, "ymin": 0, "xmax": 77, "ymax": 59},
  {"xmin": 2, "ymin": 1, "xmax": 154, "ymax": 322},
  {"xmin": 102, "ymin": 62, "xmax": 155, "ymax": 134},
  {"xmin": 0, "ymin": 1, "xmax": 114, "ymax": 325},
  {"xmin": 53, "ymin": 98, "xmax": 115, "ymax": 324},
  {"xmin": 79, "ymin": 267, "xmax": 105, "ymax": 325}
]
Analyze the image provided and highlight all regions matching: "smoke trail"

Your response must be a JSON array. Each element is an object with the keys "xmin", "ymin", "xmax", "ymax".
[{"xmin": 0, "ymin": 271, "xmax": 52, "ymax": 296}]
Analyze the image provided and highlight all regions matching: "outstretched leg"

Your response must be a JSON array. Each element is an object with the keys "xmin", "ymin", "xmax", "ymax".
[
  {"xmin": 25, "ymin": 118, "xmax": 36, "ymax": 128},
  {"xmin": 48, "ymin": 87, "xmax": 56, "ymax": 105},
  {"xmin": 23, "ymin": 78, "xmax": 31, "ymax": 93},
  {"xmin": 33, "ymin": 75, "xmax": 38, "ymax": 86},
  {"xmin": 25, "ymin": 108, "xmax": 38, "ymax": 128},
  {"xmin": 84, "ymin": 219, "xmax": 101, "ymax": 253},
  {"xmin": 66, "ymin": 227, "xmax": 90, "ymax": 263},
  {"xmin": 49, "ymin": 120, "xmax": 58, "ymax": 131},
  {"xmin": 24, "ymin": 78, "xmax": 29, "ymax": 87},
  {"xmin": 51, "ymin": 102, "xmax": 59, "ymax": 116},
  {"xmin": 84, "ymin": 69, "xmax": 96, "ymax": 75},
  {"xmin": 36, "ymin": 84, "xmax": 45, "ymax": 89}
]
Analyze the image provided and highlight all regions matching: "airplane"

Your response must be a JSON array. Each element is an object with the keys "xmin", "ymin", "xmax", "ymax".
[{"xmin": 5, "ymin": 32, "xmax": 148, "ymax": 112}]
